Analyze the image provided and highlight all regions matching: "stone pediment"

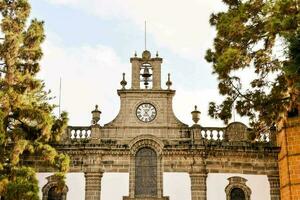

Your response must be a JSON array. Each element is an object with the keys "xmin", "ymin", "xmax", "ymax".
[{"xmin": 224, "ymin": 122, "xmax": 249, "ymax": 142}]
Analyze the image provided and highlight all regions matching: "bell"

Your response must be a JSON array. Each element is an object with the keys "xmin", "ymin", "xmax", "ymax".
[
  {"xmin": 144, "ymin": 78, "xmax": 149, "ymax": 86},
  {"xmin": 142, "ymin": 66, "xmax": 151, "ymax": 78}
]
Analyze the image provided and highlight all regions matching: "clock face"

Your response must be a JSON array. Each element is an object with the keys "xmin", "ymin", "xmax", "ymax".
[{"xmin": 136, "ymin": 103, "xmax": 157, "ymax": 122}]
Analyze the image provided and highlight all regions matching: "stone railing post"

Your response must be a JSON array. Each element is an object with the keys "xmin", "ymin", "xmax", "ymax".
[
  {"xmin": 190, "ymin": 172, "xmax": 207, "ymax": 200},
  {"xmin": 85, "ymin": 171, "xmax": 103, "ymax": 200},
  {"xmin": 268, "ymin": 175, "xmax": 280, "ymax": 200}
]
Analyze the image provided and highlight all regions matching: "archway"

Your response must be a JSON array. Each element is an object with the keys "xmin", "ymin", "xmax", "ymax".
[
  {"xmin": 48, "ymin": 186, "xmax": 63, "ymax": 200},
  {"xmin": 135, "ymin": 147, "xmax": 157, "ymax": 197},
  {"xmin": 230, "ymin": 188, "xmax": 245, "ymax": 200}
]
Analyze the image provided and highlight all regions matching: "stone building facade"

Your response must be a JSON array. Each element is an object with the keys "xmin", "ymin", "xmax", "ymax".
[{"xmin": 36, "ymin": 50, "xmax": 286, "ymax": 200}]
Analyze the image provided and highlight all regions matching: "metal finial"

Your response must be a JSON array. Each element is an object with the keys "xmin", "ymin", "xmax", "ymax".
[
  {"xmin": 120, "ymin": 72, "xmax": 127, "ymax": 89},
  {"xmin": 156, "ymin": 51, "xmax": 159, "ymax": 57},
  {"xmin": 166, "ymin": 73, "xmax": 172, "ymax": 89},
  {"xmin": 134, "ymin": 51, "xmax": 137, "ymax": 57}
]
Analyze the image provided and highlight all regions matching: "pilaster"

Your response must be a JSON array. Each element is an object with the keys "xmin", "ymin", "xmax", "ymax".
[
  {"xmin": 190, "ymin": 172, "xmax": 207, "ymax": 200},
  {"xmin": 130, "ymin": 58, "xmax": 141, "ymax": 89},
  {"xmin": 268, "ymin": 175, "xmax": 281, "ymax": 200},
  {"xmin": 85, "ymin": 171, "xmax": 103, "ymax": 200},
  {"xmin": 152, "ymin": 59, "xmax": 162, "ymax": 90}
]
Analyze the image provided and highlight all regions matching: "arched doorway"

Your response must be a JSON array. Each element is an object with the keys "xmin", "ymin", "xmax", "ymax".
[
  {"xmin": 48, "ymin": 187, "xmax": 63, "ymax": 200},
  {"xmin": 135, "ymin": 147, "xmax": 157, "ymax": 197},
  {"xmin": 230, "ymin": 188, "xmax": 246, "ymax": 200},
  {"xmin": 42, "ymin": 175, "xmax": 68, "ymax": 200},
  {"xmin": 225, "ymin": 176, "xmax": 251, "ymax": 200}
]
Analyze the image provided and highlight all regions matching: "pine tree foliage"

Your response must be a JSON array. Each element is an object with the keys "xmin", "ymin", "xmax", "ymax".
[
  {"xmin": 206, "ymin": 0, "xmax": 300, "ymax": 133},
  {"xmin": 0, "ymin": 0, "xmax": 70, "ymax": 199}
]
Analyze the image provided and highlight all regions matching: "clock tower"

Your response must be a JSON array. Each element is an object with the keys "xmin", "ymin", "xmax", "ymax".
[
  {"xmin": 102, "ymin": 50, "xmax": 187, "ymax": 130},
  {"xmin": 95, "ymin": 50, "xmax": 187, "ymax": 200}
]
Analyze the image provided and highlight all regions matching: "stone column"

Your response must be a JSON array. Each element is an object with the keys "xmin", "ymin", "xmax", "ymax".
[
  {"xmin": 151, "ymin": 58, "xmax": 162, "ymax": 90},
  {"xmin": 85, "ymin": 172, "xmax": 103, "ymax": 200},
  {"xmin": 130, "ymin": 58, "xmax": 141, "ymax": 89},
  {"xmin": 268, "ymin": 175, "xmax": 280, "ymax": 200},
  {"xmin": 190, "ymin": 172, "xmax": 207, "ymax": 200}
]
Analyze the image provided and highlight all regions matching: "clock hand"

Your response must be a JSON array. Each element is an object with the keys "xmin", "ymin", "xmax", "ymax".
[{"xmin": 144, "ymin": 109, "xmax": 150, "ymax": 116}]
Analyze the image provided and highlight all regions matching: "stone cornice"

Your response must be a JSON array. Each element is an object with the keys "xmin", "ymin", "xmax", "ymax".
[
  {"xmin": 53, "ymin": 142, "xmax": 279, "ymax": 158},
  {"xmin": 117, "ymin": 89, "xmax": 175, "ymax": 96}
]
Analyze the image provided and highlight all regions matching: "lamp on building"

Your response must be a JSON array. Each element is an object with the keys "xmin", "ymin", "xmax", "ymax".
[
  {"xmin": 191, "ymin": 105, "xmax": 201, "ymax": 124},
  {"xmin": 91, "ymin": 105, "xmax": 101, "ymax": 125}
]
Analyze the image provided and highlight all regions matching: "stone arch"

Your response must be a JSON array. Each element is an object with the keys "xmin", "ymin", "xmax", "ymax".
[
  {"xmin": 225, "ymin": 176, "xmax": 251, "ymax": 200},
  {"xmin": 129, "ymin": 134, "xmax": 164, "ymax": 155},
  {"xmin": 128, "ymin": 135, "xmax": 164, "ymax": 198},
  {"xmin": 42, "ymin": 175, "xmax": 68, "ymax": 200},
  {"xmin": 135, "ymin": 147, "xmax": 157, "ymax": 197}
]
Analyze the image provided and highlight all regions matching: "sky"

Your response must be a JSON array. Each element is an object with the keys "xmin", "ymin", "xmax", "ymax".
[
  {"xmin": 29, "ymin": 0, "xmax": 238, "ymax": 127},
  {"xmin": 28, "ymin": 0, "xmax": 269, "ymax": 199}
]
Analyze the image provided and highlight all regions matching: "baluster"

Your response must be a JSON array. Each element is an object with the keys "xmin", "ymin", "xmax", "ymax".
[
  {"xmin": 71, "ymin": 130, "xmax": 75, "ymax": 139},
  {"xmin": 217, "ymin": 131, "xmax": 220, "ymax": 140},
  {"xmin": 220, "ymin": 131, "xmax": 224, "ymax": 140},
  {"xmin": 74, "ymin": 130, "xmax": 78, "ymax": 139},
  {"xmin": 84, "ymin": 130, "xmax": 88, "ymax": 138},
  {"xmin": 204, "ymin": 130, "xmax": 208, "ymax": 139},
  {"xmin": 79, "ymin": 130, "xmax": 83, "ymax": 139},
  {"xmin": 81, "ymin": 130, "xmax": 86, "ymax": 139},
  {"xmin": 210, "ymin": 130, "xmax": 213, "ymax": 140}
]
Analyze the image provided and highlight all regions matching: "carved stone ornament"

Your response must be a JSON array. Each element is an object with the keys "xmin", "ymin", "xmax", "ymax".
[{"xmin": 224, "ymin": 122, "xmax": 249, "ymax": 142}]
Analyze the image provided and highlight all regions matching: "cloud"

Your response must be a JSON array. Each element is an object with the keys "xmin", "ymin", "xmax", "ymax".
[
  {"xmin": 38, "ymin": 31, "xmax": 130, "ymax": 125},
  {"xmin": 42, "ymin": 0, "xmax": 226, "ymax": 61},
  {"xmin": 38, "ymin": 33, "xmax": 219, "ymax": 128},
  {"xmin": 38, "ymin": 31, "xmax": 247, "ymax": 128}
]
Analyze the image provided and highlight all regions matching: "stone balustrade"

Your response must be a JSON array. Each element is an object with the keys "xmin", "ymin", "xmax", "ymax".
[
  {"xmin": 65, "ymin": 122, "xmax": 274, "ymax": 145},
  {"xmin": 200, "ymin": 127, "xmax": 225, "ymax": 141},
  {"xmin": 68, "ymin": 126, "xmax": 91, "ymax": 140}
]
